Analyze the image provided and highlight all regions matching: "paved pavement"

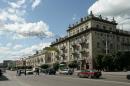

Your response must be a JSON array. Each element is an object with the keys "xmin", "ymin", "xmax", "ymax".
[{"xmin": 0, "ymin": 71, "xmax": 130, "ymax": 86}]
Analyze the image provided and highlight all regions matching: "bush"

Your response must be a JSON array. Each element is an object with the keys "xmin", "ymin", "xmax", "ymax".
[
  {"xmin": 40, "ymin": 64, "xmax": 49, "ymax": 69},
  {"xmin": 68, "ymin": 61, "xmax": 78, "ymax": 69},
  {"xmin": 53, "ymin": 63, "xmax": 59, "ymax": 71}
]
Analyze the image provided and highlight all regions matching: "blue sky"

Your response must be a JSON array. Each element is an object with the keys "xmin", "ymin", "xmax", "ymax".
[{"xmin": 0, "ymin": 0, "xmax": 95, "ymax": 62}]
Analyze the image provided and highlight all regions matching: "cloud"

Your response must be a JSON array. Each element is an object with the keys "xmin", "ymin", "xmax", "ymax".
[
  {"xmin": 6, "ymin": 43, "xmax": 12, "ymax": 47},
  {"xmin": 32, "ymin": 0, "xmax": 41, "ymax": 9},
  {"xmin": 0, "ymin": 47, "xmax": 10, "ymax": 54},
  {"xmin": 13, "ymin": 45, "xmax": 23, "ymax": 50},
  {"xmin": 0, "ymin": 42, "xmax": 50, "ymax": 62},
  {"xmin": 72, "ymin": 14, "xmax": 77, "ymax": 21},
  {"xmin": 3, "ymin": 21, "xmax": 53, "ymax": 38},
  {"xmin": 0, "ymin": 0, "xmax": 53, "ymax": 62},
  {"xmin": 0, "ymin": 0, "xmax": 53, "ymax": 39},
  {"xmin": 88, "ymin": 0, "xmax": 130, "ymax": 30}
]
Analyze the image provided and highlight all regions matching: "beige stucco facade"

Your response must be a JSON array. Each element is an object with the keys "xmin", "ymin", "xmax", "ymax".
[
  {"xmin": 51, "ymin": 12, "xmax": 130, "ymax": 69},
  {"xmin": 17, "ymin": 12, "xmax": 130, "ymax": 69}
]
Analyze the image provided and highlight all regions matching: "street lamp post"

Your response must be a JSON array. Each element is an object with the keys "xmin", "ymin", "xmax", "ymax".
[{"xmin": 105, "ymin": 33, "xmax": 108, "ymax": 55}]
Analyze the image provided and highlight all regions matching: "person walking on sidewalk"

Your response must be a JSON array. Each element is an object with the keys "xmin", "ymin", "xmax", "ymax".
[{"xmin": 35, "ymin": 68, "xmax": 40, "ymax": 75}]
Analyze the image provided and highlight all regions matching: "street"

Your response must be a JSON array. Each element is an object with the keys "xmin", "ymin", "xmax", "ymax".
[{"xmin": 0, "ymin": 71, "xmax": 130, "ymax": 86}]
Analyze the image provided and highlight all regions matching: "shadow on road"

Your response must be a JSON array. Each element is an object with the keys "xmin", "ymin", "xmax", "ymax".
[{"xmin": 0, "ymin": 75, "xmax": 9, "ymax": 81}]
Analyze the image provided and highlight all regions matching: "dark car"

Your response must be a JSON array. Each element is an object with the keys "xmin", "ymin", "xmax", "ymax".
[
  {"xmin": 127, "ymin": 71, "xmax": 130, "ymax": 80},
  {"xmin": 77, "ymin": 69, "xmax": 102, "ymax": 78},
  {"xmin": 47, "ymin": 68, "xmax": 56, "ymax": 75},
  {"xmin": 0, "ymin": 69, "xmax": 3, "ymax": 76}
]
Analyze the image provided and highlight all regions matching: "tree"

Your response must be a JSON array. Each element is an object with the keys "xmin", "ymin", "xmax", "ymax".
[
  {"xmin": 95, "ymin": 55, "xmax": 104, "ymax": 70},
  {"xmin": 102, "ymin": 55, "xmax": 113, "ymax": 71},
  {"xmin": 44, "ymin": 47, "xmax": 59, "ymax": 53},
  {"xmin": 53, "ymin": 62, "xmax": 59, "ymax": 71},
  {"xmin": 113, "ymin": 51, "xmax": 130, "ymax": 71},
  {"xmin": 40, "ymin": 64, "xmax": 49, "ymax": 69},
  {"xmin": 68, "ymin": 61, "xmax": 78, "ymax": 69}
]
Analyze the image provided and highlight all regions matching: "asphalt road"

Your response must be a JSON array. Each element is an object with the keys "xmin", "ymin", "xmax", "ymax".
[{"xmin": 0, "ymin": 71, "xmax": 130, "ymax": 86}]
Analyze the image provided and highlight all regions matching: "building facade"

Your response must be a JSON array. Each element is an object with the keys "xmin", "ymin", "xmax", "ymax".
[
  {"xmin": 17, "ymin": 12, "xmax": 130, "ymax": 70},
  {"xmin": 51, "ymin": 12, "xmax": 130, "ymax": 69}
]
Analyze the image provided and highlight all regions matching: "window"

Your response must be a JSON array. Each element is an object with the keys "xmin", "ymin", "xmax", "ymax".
[
  {"xmin": 97, "ymin": 42, "xmax": 100, "ymax": 48},
  {"xmin": 96, "ymin": 25, "xmax": 99, "ymax": 28},
  {"xmin": 86, "ymin": 26, "xmax": 88, "ymax": 29},
  {"xmin": 110, "ymin": 44, "xmax": 113, "ymax": 49},
  {"xmin": 100, "ymin": 33, "xmax": 103, "ymax": 36},
  {"xmin": 103, "ymin": 26, "xmax": 106, "ymax": 29},
  {"xmin": 109, "ymin": 27, "xmax": 112, "ymax": 30},
  {"xmin": 86, "ymin": 43, "xmax": 89, "ymax": 48}
]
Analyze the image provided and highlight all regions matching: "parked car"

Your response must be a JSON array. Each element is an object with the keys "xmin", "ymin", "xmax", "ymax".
[
  {"xmin": 47, "ymin": 68, "xmax": 56, "ymax": 75},
  {"xmin": 77, "ymin": 69, "xmax": 102, "ymax": 78},
  {"xmin": 127, "ymin": 71, "xmax": 130, "ymax": 80},
  {"xmin": 20, "ymin": 69, "xmax": 26, "ymax": 74},
  {"xmin": 59, "ymin": 69, "xmax": 73, "ymax": 75},
  {"xmin": 0, "ymin": 68, "xmax": 6, "ymax": 73},
  {"xmin": 26, "ymin": 69, "xmax": 33, "ymax": 75},
  {"xmin": 0, "ymin": 69, "xmax": 3, "ymax": 76}
]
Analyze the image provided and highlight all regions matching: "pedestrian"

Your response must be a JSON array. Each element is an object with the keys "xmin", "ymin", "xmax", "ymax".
[
  {"xmin": 35, "ymin": 68, "xmax": 39, "ymax": 75},
  {"xmin": 19, "ymin": 69, "xmax": 21, "ymax": 76},
  {"xmin": 16, "ymin": 69, "xmax": 19, "ymax": 76},
  {"xmin": 24, "ymin": 69, "xmax": 26, "ymax": 76}
]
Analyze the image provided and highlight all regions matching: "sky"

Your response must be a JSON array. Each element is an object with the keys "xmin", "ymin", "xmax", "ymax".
[
  {"xmin": 0, "ymin": 0, "xmax": 95, "ymax": 62},
  {"xmin": 0, "ymin": 0, "xmax": 130, "ymax": 63}
]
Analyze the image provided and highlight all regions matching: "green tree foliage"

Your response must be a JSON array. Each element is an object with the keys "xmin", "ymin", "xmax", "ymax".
[
  {"xmin": 53, "ymin": 62, "xmax": 59, "ymax": 71},
  {"xmin": 113, "ymin": 52, "xmax": 130, "ymax": 70},
  {"xmin": 95, "ymin": 51, "xmax": 130, "ymax": 71},
  {"xmin": 40, "ymin": 64, "xmax": 49, "ymax": 69},
  {"xmin": 44, "ymin": 47, "xmax": 59, "ymax": 53},
  {"xmin": 68, "ymin": 61, "xmax": 78, "ymax": 69},
  {"xmin": 95, "ymin": 55, "xmax": 103, "ymax": 70},
  {"xmin": 102, "ymin": 55, "xmax": 113, "ymax": 71}
]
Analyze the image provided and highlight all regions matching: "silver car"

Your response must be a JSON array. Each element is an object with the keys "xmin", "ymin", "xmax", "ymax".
[{"xmin": 59, "ymin": 69, "xmax": 73, "ymax": 75}]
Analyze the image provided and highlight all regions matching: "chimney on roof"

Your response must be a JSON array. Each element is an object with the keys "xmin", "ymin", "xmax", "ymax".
[
  {"xmin": 99, "ymin": 15, "xmax": 102, "ymax": 19},
  {"xmin": 112, "ymin": 17, "xmax": 116, "ymax": 23}
]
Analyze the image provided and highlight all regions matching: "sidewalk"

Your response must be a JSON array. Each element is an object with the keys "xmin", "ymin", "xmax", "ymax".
[
  {"xmin": 73, "ymin": 71, "xmax": 128, "ymax": 76},
  {"xmin": 102, "ymin": 72, "xmax": 127, "ymax": 76}
]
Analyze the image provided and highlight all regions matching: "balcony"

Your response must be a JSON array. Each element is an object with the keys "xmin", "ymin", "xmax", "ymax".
[
  {"xmin": 71, "ymin": 43, "xmax": 80, "ymax": 49},
  {"xmin": 61, "ymin": 53, "xmax": 65, "ymax": 57},
  {"xmin": 79, "ymin": 39, "xmax": 87, "ymax": 46},
  {"xmin": 72, "ymin": 50, "xmax": 79, "ymax": 56},
  {"xmin": 60, "ymin": 46, "xmax": 66, "ymax": 50},
  {"xmin": 80, "ymin": 49, "xmax": 88, "ymax": 55}
]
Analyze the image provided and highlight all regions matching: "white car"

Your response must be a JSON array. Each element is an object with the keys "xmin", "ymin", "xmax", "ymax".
[
  {"xmin": 26, "ymin": 69, "xmax": 33, "ymax": 75},
  {"xmin": 59, "ymin": 69, "xmax": 73, "ymax": 75}
]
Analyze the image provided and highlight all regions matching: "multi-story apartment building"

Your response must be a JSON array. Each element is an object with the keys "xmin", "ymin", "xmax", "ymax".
[
  {"xmin": 51, "ymin": 11, "xmax": 130, "ymax": 69},
  {"xmin": 25, "ymin": 48, "xmax": 58, "ymax": 68}
]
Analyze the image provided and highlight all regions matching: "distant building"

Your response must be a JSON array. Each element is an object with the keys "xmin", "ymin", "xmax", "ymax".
[
  {"xmin": 0, "ymin": 63, "xmax": 4, "ymax": 68},
  {"xmin": 3, "ymin": 60, "xmax": 12, "ymax": 68}
]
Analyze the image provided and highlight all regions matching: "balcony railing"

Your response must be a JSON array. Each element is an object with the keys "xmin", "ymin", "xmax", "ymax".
[
  {"xmin": 80, "ymin": 49, "xmax": 88, "ymax": 55},
  {"xmin": 71, "ymin": 43, "xmax": 80, "ymax": 49},
  {"xmin": 72, "ymin": 50, "xmax": 79, "ymax": 56},
  {"xmin": 60, "ymin": 46, "xmax": 66, "ymax": 50}
]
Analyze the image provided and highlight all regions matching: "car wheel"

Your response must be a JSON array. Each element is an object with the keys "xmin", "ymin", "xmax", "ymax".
[
  {"xmin": 127, "ymin": 75, "xmax": 130, "ymax": 79},
  {"xmin": 96, "ymin": 76, "xmax": 100, "ymax": 78}
]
